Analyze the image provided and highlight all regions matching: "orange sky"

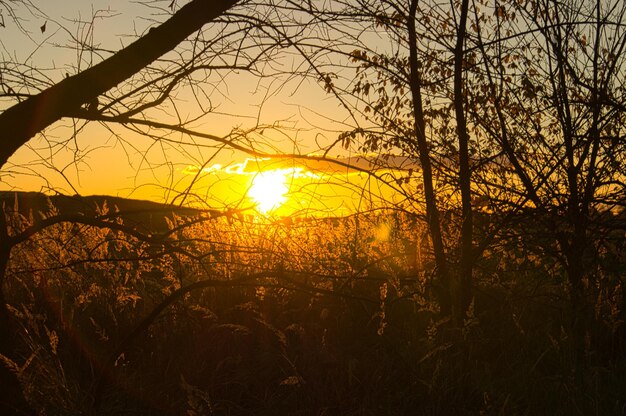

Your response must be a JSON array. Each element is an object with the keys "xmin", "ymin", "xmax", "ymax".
[{"xmin": 0, "ymin": 1, "xmax": 408, "ymax": 215}]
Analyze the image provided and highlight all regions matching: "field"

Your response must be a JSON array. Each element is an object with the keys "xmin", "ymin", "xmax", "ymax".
[{"xmin": 1, "ymin": 193, "xmax": 625, "ymax": 415}]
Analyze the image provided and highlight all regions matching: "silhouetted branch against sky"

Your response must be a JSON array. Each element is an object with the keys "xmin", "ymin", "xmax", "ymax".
[
  {"xmin": 0, "ymin": 0, "xmax": 374, "ymax": 203},
  {"xmin": 0, "ymin": 0, "xmax": 239, "ymax": 169}
]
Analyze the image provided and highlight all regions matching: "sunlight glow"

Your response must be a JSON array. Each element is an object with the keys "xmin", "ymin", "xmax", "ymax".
[{"xmin": 249, "ymin": 170, "xmax": 290, "ymax": 213}]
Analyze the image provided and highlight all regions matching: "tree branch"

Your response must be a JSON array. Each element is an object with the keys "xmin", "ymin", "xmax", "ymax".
[{"xmin": 0, "ymin": 0, "xmax": 239, "ymax": 168}]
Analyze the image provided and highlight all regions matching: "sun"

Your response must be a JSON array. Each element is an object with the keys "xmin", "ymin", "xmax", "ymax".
[{"xmin": 249, "ymin": 170, "xmax": 289, "ymax": 213}]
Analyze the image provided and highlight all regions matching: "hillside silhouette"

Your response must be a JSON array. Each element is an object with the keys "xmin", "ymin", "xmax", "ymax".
[{"xmin": 0, "ymin": 191, "xmax": 211, "ymax": 233}]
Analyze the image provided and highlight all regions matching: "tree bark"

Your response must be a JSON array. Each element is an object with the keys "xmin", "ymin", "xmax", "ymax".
[{"xmin": 0, "ymin": 0, "xmax": 239, "ymax": 169}]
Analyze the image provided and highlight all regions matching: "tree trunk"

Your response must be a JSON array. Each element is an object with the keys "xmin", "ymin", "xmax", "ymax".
[
  {"xmin": 407, "ymin": 0, "xmax": 451, "ymax": 316},
  {"xmin": 453, "ymin": 0, "xmax": 473, "ymax": 323}
]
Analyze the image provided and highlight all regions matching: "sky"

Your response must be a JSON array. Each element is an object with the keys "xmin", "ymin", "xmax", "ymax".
[{"xmin": 0, "ymin": 0, "xmax": 398, "ymax": 214}]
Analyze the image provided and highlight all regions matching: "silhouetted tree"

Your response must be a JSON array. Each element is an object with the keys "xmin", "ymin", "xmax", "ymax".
[
  {"xmin": 471, "ymin": 0, "xmax": 626, "ymax": 367},
  {"xmin": 288, "ymin": 0, "xmax": 481, "ymax": 322},
  {"xmin": 0, "ymin": 1, "xmax": 241, "ymax": 412}
]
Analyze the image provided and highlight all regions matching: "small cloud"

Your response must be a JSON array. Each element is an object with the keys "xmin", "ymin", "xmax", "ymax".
[
  {"xmin": 181, "ymin": 166, "xmax": 200, "ymax": 175},
  {"xmin": 182, "ymin": 155, "xmax": 415, "ymax": 181}
]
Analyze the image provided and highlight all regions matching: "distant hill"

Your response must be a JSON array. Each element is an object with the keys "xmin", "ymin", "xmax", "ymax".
[{"xmin": 0, "ymin": 191, "xmax": 215, "ymax": 232}]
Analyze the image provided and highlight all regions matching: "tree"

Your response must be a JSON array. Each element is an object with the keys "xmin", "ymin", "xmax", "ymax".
[
  {"xmin": 469, "ymin": 0, "xmax": 626, "ymax": 364},
  {"xmin": 0, "ymin": 1, "xmax": 243, "ymax": 413},
  {"xmin": 296, "ymin": 0, "xmax": 626, "ymax": 401},
  {"xmin": 287, "ymin": 0, "xmax": 481, "ymax": 322}
]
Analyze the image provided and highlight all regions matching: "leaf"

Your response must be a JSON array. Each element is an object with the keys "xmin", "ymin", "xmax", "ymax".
[
  {"xmin": 280, "ymin": 376, "xmax": 304, "ymax": 386},
  {"xmin": 46, "ymin": 327, "xmax": 59, "ymax": 355},
  {"xmin": 0, "ymin": 353, "xmax": 19, "ymax": 374}
]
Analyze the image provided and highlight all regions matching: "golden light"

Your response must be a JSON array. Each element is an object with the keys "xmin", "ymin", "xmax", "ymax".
[{"xmin": 249, "ymin": 170, "xmax": 290, "ymax": 213}]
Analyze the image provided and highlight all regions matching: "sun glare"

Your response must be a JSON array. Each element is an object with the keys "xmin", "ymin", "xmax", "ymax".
[{"xmin": 249, "ymin": 170, "xmax": 289, "ymax": 213}]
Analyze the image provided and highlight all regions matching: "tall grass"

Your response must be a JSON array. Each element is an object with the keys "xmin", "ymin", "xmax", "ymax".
[{"xmin": 3, "ymin": 206, "xmax": 625, "ymax": 415}]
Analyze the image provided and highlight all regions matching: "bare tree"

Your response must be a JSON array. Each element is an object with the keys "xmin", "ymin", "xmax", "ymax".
[
  {"xmin": 469, "ymin": 0, "xmax": 626, "ymax": 362},
  {"xmin": 0, "ymin": 0, "xmax": 243, "ymax": 169},
  {"xmin": 0, "ymin": 1, "xmax": 252, "ymax": 412}
]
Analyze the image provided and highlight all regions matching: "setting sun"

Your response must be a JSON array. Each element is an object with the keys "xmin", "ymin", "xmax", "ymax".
[{"xmin": 249, "ymin": 170, "xmax": 289, "ymax": 213}]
